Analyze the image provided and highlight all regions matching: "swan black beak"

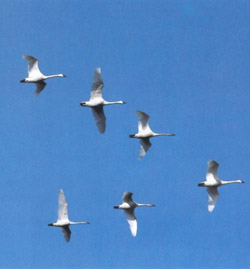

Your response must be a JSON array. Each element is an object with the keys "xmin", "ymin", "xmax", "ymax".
[
  {"xmin": 63, "ymin": 74, "xmax": 66, "ymax": 77},
  {"xmin": 48, "ymin": 223, "xmax": 53, "ymax": 226},
  {"xmin": 20, "ymin": 79, "xmax": 25, "ymax": 83}
]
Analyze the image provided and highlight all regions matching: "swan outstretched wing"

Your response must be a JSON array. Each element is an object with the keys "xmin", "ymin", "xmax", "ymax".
[
  {"xmin": 91, "ymin": 106, "xmax": 106, "ymax": 133},
  {"xmin": 122, "ymin": 192, "xmax": 133, "ymax": 203},
  {"xmin": 58, "ymin": 189, "xmax": 69, "ymax": 222},
  {"xmin": 136, "ymin": 111, "xmax": 152, "ymax": 132},
  {"xmin": 61, "ymin": 225, "xmax": 71, "ymax": 242},
  {"xmin": 207, "ymin": 187, "xmax": 219, "ymax": 212},
  {"xmin": 23, "ymin": 54, "xmax": 43, "ymax": 77},
  {"xmin": 90, "ymin": 68, "xmax": 104, "ymax": 99},
  {"xmin": 206, "ymin": 160, "xmax": 220, "ymax": 184},
  {"xmin": 35, "ymin": 81, "xmax": 46, "ymax": 96},
  {"xmin": 139, "ymin": 138, "xmax": 152, "ymax": 159},
  {"xmin": 124, "ymin": 209, "xmax": 137, "ymax": 237}
]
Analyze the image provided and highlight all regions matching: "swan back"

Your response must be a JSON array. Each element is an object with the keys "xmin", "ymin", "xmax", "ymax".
[
  {"xmin": 90, "ymin": 68, "xmax": 104, "ymax": 100},
  {"xmin": 206, "ymin": 160, "xmax": 220, "ymax": 184},
  {"xmin": 136, "ymin": 111, "xmax": 153, "ymax": 133},
  {"xmin": 57, "ymin": 189, "xmax": 69, "ymax": 222},
  {"xmin": 23, "ymin": 54, "xmax": 43, "ymax": 78}
]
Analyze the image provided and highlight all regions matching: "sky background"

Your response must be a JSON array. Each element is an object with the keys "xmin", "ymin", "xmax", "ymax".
[{"xmin": 0, "ymin": 1, "xmax": 250, "ymax": 268}]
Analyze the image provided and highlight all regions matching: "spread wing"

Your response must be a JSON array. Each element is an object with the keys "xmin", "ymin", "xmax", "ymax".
[
  {"xmin": 90, "ymin": 68, "xmax": 104, "ymax": 100},
  {"xmin": 61, "ymin": 225, "xmax": 71, "ymax": 242},
  {"xmin": 206, "ymin": 160, "xmax": 220, "ymax": 184},
  {"xmin": 139, "ymin": 138, "xmax": 152, "ymax": 159},
  {"xmin": 124, "ymin": 209, "xmax": 137, "ymax": 237},
  {"xmin": 207, "ymin": 187, "xmax": 219, "ymax": 212},
  {"xmin": 136, "ymin": 111, "xmax": 152, "ymax": 133},
  {"xmin": 122, "ymin": 192, "xmax": 133, "ymax": 203},
  {"xmin": 57, "ymin": 189, "xmax": 69, "ymax": 222},
  {"xmin": 35, "ymin": 81, "xmax": 46, "ymax": 96},
  {"xmin": 23, "ymin": 54, "xmax": 43, "ymax": 77},
  {"xmin": 91, "ymin": 106, "xmax": 106, "ymax": 134}
]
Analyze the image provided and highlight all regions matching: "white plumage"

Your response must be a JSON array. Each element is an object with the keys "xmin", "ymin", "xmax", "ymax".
[
  {"xmin": 114, "ymin": 192, "xmax": 155, "ymax": 237},
  {"xmin": 80, "ymin": 68, "xmax": 126, "ymax": 134},
  {"xmin": 20, "ymin": 54, "xmax": 66, "ymax": 96},
  {"xmin": 198, "ymin": 160, "xmax": 245, "ymax": 212},
  {"xmin": 48, "ymin": 189, "xmax": 89, "ymax": 242},
  {"xmin": 129, "ymin": 111, "xmax": 175, "ymax": 159}
]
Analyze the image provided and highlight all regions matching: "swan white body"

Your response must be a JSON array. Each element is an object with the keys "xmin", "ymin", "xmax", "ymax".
[
  {"xmin": 114, "ymin": 192, "xmax": 155, "ymax": 237},
  {"xmin": 129, "ymin": 111, "xmax": 175, "ymax": 159},
  {"xmin": 20, "ymin": 55, "xmax": 66, "ymax": 96},
  {"xmin": 80, "ymin": 68, "xmax": 126, "ymax": 134},
  {"xmin": 48, "ymin": 189, "xmax": 89, "ymax": 242},
  {"xmin": 198, "ymin": 160, "xmax": 244, "ymax": 212}
]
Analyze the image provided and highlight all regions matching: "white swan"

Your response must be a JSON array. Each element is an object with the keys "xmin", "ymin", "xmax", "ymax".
[
  {"xmin": 80, "ymin": 68, "xmax": 126, "ymax": 134},
  {"xmin": 198, "ymin": 160, "xmax": 245, "ymax": 212},
  {"xmin": 20, "ymin": 55, "xmax": 66, "ymax": 96},
  {"xmin": 114, "ymin": 192, "xmax": 155, "ymax": 237},
  {"xmin": 48, "ymin": 189, "xmax": 89, "ymax": 242},
  {"xmin": 129, "ymin": 111, "xmax": 175, "ymax": 159}
]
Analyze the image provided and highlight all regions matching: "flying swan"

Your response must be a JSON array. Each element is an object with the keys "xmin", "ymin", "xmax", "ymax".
[
  {"xmin": 48, "ymin": 189, "xmax": 89, "ymax": 242},
  {"xmin": 114, "ymin": 192, "xmax": 155, "ymax": 237},
  {"xmin": 80, "ymin": 68, "xmax": 126, "ymax": 134},
  {"xmin": 198, "ymin": 160, "xmax": 245, "ymax": 212},
  {"xmin": 129, "ymin": 111, "xmax": 175, "ymax": 159},
  {"xmin": 20, "ymin": 54, "xmax": 66, "ymax": 96}
]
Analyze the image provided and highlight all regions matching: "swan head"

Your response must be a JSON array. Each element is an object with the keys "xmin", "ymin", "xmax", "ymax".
[
  {"xmin": 198, "ymin": 182, "xmax": 205, "ymax": 187},
  {"xmin": 48, "ymin": 223, "xmax": 54, "ymax": 226},
  {"xmin": 62, "ymin": 74, "xmax": 66, "ymax": 77},
  {"xmin": 20, "ymin": 79, "xmax": 26, "ymax": 83},
  {"xmin": 80, "ymin": 102, "xmax": 87, "ymax": 106}
]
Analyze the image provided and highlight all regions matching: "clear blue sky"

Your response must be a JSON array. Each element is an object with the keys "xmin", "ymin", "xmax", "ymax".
[{"xmin": 0, "ymin": 1, "xmax": 250, "ymax": 268}]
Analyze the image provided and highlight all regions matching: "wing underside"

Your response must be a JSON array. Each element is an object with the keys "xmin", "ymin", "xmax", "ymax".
[
  {"xmin": 23, "ymin": 54, "xmax": 43, "ymax": 77},
  {"xmin": 35, "ymin": 81, "xmax": 46, "ymax": 96},
  {"xmin": 124, "ymin": 209, "xmax": 137, "ymax": 237},
  {"xmin": 58, "ymin": 189, "xmax": 69, "ymax": 222},
  {"xmin": 90, "ymin": 68, "xmax": 104, "ymax": 99},
  {"xmin": 122, "ymin": 192, "xmax": 133, "ymax": 203},
  {"xmin": 61, "ymin": 225, "xmax": 71, "ymax": 242},
  {"xmin": 206, "ymin": 160, "xmax": 220, "ymax": 184},
  {"xmin": 207, "ymin": 187, "xmax": 219, "ymax": 212},
  {"xmin": 139, "ymin": 138, "xmax": 152, "ymax": 159},
  {"xmin": 91, "ymin": 106, "xmax": 106, "ymax": 133},
  {"xmin": 136, "ymin": 111, "xmax": 151, "ymax": 133}
]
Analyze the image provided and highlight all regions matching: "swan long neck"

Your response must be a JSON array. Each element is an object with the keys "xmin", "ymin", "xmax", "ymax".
[
  {"xmin": 69, "ymin": 221, "xmax": 89, "ymax": 225},
  {"xmin": 220, "ymin": 180, "xmax": 244, "ymax": 185},
  {"xmin": 136, "ymin": 203, "xmax": 155, "ymax": 207},
  {"xmin": 45, "ymin": 74, "xmax": 65, "ymax": 79},
  {"xmin": 152, "ymin": 132, "xmax": 175, "ymax": 137},
  {"xmin": 103, "ymin": 100, "xmax": 125, "ymax": 105}
]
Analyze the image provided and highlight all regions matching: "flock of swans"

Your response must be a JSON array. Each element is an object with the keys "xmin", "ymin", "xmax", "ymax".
[{"xmin": 20, "ymin": 55, "xmax": 245, "ymax": 241}]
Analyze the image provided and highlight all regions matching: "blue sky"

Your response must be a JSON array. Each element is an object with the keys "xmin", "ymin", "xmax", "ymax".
[{"xmin": 0, "ymin": 1, "xmax": 250, "ymax": 268}]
